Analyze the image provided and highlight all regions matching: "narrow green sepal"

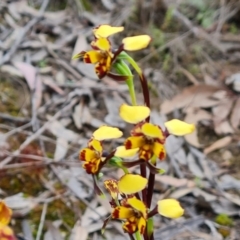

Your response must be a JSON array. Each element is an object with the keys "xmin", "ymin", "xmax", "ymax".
[{"xmin": 108, "ymin": 157, "xmax": 129, "ymax": 174}]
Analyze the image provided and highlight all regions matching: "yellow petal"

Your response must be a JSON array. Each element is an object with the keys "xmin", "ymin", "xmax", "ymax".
[
  {"xmin": 153, "ymin": 142, "xmax": 166, "ymax": 160},
  {"xmin": 93, "ymin": 25, "xmax": 124, "ymax": 38},
  {"xmin": 157, "ymin": 199, "xmax": 184, "ymax": 218},
  {"xmin": 0, "ymin": 201, "xmax": 12, "ymax": 225},
  {"xmin": 119, "ymin": 104, "xmax": 150, "ymax": 124},
  {"xmin": 91, "ymin": 38, "xmax": 111, "ymax": 51},
  {"xmin": 115, "ymin": 146, "xmax": 139, "ymax": 158},
  {"xmin": 93, "ymin": 126, "xmax": 123, "ymax": 141},
  {"xmin": 112, "ymin": 206, "xmax": 134, "ymax": 219},
  {"xmin": 104, "ymin": 179, "xmax": 119, "ymax": 199},
  {"xmin": 164, "ymin": 119, "xmax": 195, "ymax": 136},
  {"xmin": 127, "ymin": 197, "xmax": 147, "ymax": 219},
  {"xmin": 88, "ymin": 139, "xmax": 102, "ymax": 152},
  {"xmin": 141, "ymin": 123, "xmax": 164, "ymax": 139},
  {"xmin": 79, "ymin": 148, "xmax": 97, "ymax": 161},
  {"xmin": 118, "ymin": 174, "xmax": 148, "ymax": 194},
  {"xmin": 125, "ymin": 136, "xmax": 145, "ymax": 149},
  {"xmin": 122, "ymin": 35, "xmax": 151, "ymax": 51},
  {"xmin": 82, "ymin": 50, "xmax": 102, "ymax": 63},
  {"xmin": 138, "ymin": 216, "xmax": 146, "ymax": 234}
]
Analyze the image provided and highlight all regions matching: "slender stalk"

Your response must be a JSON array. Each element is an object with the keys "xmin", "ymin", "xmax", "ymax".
[
  {"xmin": 147, "ymin": 171, "xmax": 155, "ymax": 208},
  {"xmin": 140, "ymin": 163, "xmax": 147, "ymax": 205}
]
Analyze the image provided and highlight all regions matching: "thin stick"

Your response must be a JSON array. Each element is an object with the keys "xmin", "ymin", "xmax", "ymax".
[{"xmin": 36, "ymin": 203, "xmax": 48, "ymax": 240}]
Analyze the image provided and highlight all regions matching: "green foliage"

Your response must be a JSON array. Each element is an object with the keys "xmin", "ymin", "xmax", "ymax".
[
  {"xmin": 149, "ymin": 25, "xmax": 165, "ymax": 48},
  {"xmin": 182, "ymin": 0, "xmax": 215, "ymax": 29},
  {"xmin": 162, "ymin": 53, "xmax": 172, "ymax": 72},
  {"xmin": 187, "ymin": 64, "xmax": 200, "ymax": 75},
  {"xmin": 38, "ymin": 59, "xmax": 48, "ymax": 68},
  {"xmin": 162, "ymin": 7, "xmax": 174, "ymax": 29},
  {"xmin": 230, "ymin": 24, "xmax": 238, "ymax": 34}
]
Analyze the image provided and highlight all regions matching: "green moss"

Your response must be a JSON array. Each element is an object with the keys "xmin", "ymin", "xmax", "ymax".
[
  {"xmin": 0, "ymin": 172, "xmax": 44, "ymax": 196},
  {"xmin": 215, "ymin": 214, "xmax": 233, "ymax": 226}
]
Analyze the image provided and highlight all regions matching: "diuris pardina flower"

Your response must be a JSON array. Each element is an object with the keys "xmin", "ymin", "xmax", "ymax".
[
  {"xmin": 73, "ymin": 25, "xmax": 151, "ymax": 79},
  {"xmin": 117, "ymin": 104, "xmax": 195, "ymax": 161},
  {"xmin": 79, "ymin": 126, "xmax": 123, "ymax": 174},
  {"xmin": 104, "ymin": 174, "xmax": 184, "ymax": 234}
]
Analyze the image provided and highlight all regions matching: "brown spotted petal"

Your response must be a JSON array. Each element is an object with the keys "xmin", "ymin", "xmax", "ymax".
[{"xmin": 104, "ymin": 179, "xmax": 119, "ymax": 199}]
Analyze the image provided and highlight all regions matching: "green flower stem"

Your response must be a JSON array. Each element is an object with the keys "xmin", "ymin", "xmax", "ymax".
[
  {"xmin": 147, "ymin": 217, "xmax": 154, "ymax": 240},
  {"xmin": 135, "ymin": 231, "xmax": 143, "ymax": 240},
  {"xmin": 113, "ymin": 60, "xmax": 137, "ymax": 106}
]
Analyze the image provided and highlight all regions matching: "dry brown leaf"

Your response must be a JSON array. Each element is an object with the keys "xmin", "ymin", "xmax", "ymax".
[
  {"xmin": 184, "ymin": 108, "xmax": 212, "ymax": 147},
  {"xmin": 230, "ymin": 98, "xmax": 240, "ymax": 129},
  {"xmin": 204, "ymin": 136, "xmax": 232, "ymax": 155},
  {"xmin": 41, "ymin": 75, "xmax": 64, "ymax": 95},
  {"xmin": 214, "ymin": 120, "xmax": 234, "ymax": 135},
  {"xmin": 155, "ymin": 175, "xmax": 195, "ymax": 188},
  {"xmin": 212, "ymin": 98, "xmax": 234, "ymax": 123},
  {"xmin": 223, "ymin": 192, "xmax": 240, "ymax": 207},
  {"xmin": 14, "ymin": 62, "xmax": 36, "ymax": 89},
  {"xmin": 71, "ymin": 35, "xmax": 88, "ymax": 66},
  {"xmin": 70, "ymin": 221, "xmax": 88, "ymax": 240},
  {"xmin": 54, "ymin": 138, "xmax": 68, "ymax": 161},
  {"xmin": 187, "ymin": 153, "xmax": 204, "ymax": 178},
  {"xmin": 203, "ymin": 74, "xmax": 220, "ymax": 87},
  {"xmin": 0, "ymin": 64, "xmax": 23, "ymax": 77},
  {"xmin": 169, "ymin": 187, "xmax": 193, "ymax": 199},
  {"xmin": 161, "ymin": 84, "xmax": 220, "ymax": 114}
]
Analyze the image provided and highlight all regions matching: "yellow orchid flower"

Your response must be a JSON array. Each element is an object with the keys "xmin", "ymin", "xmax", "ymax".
[
  {"xmin": 79, "ymin": 139, "xmax": 103, "ymax": 174},
  {"xmin": 119, "ymin": 104, "xmax": 195, "ymax": 161},
  {"xmin": 72, "ymin": 25, "xmax": 151, "ymax": 79},
  {"xmin": 112, "ymin": 196, "xmax": 147, "ymax": 234},
  {"xmin": 79, "ymin": 126, "xmax": 123, "ymax": 174}
]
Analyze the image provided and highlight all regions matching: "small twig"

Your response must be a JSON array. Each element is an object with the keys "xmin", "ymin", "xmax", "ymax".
[
  {"xmin": 176, "ymin": 67, "xmax": 199, "ymax": 85},
  {"xmin": 36, "ymin": 202, "xmax": 48, "ymax": 240},
  {"xmin": 0, "ymin": 113, "xmax": 30, "ymax": 123},
  {"xmin": 0, "ymin": 0, "xmax": 50, "ymax": 66}
]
